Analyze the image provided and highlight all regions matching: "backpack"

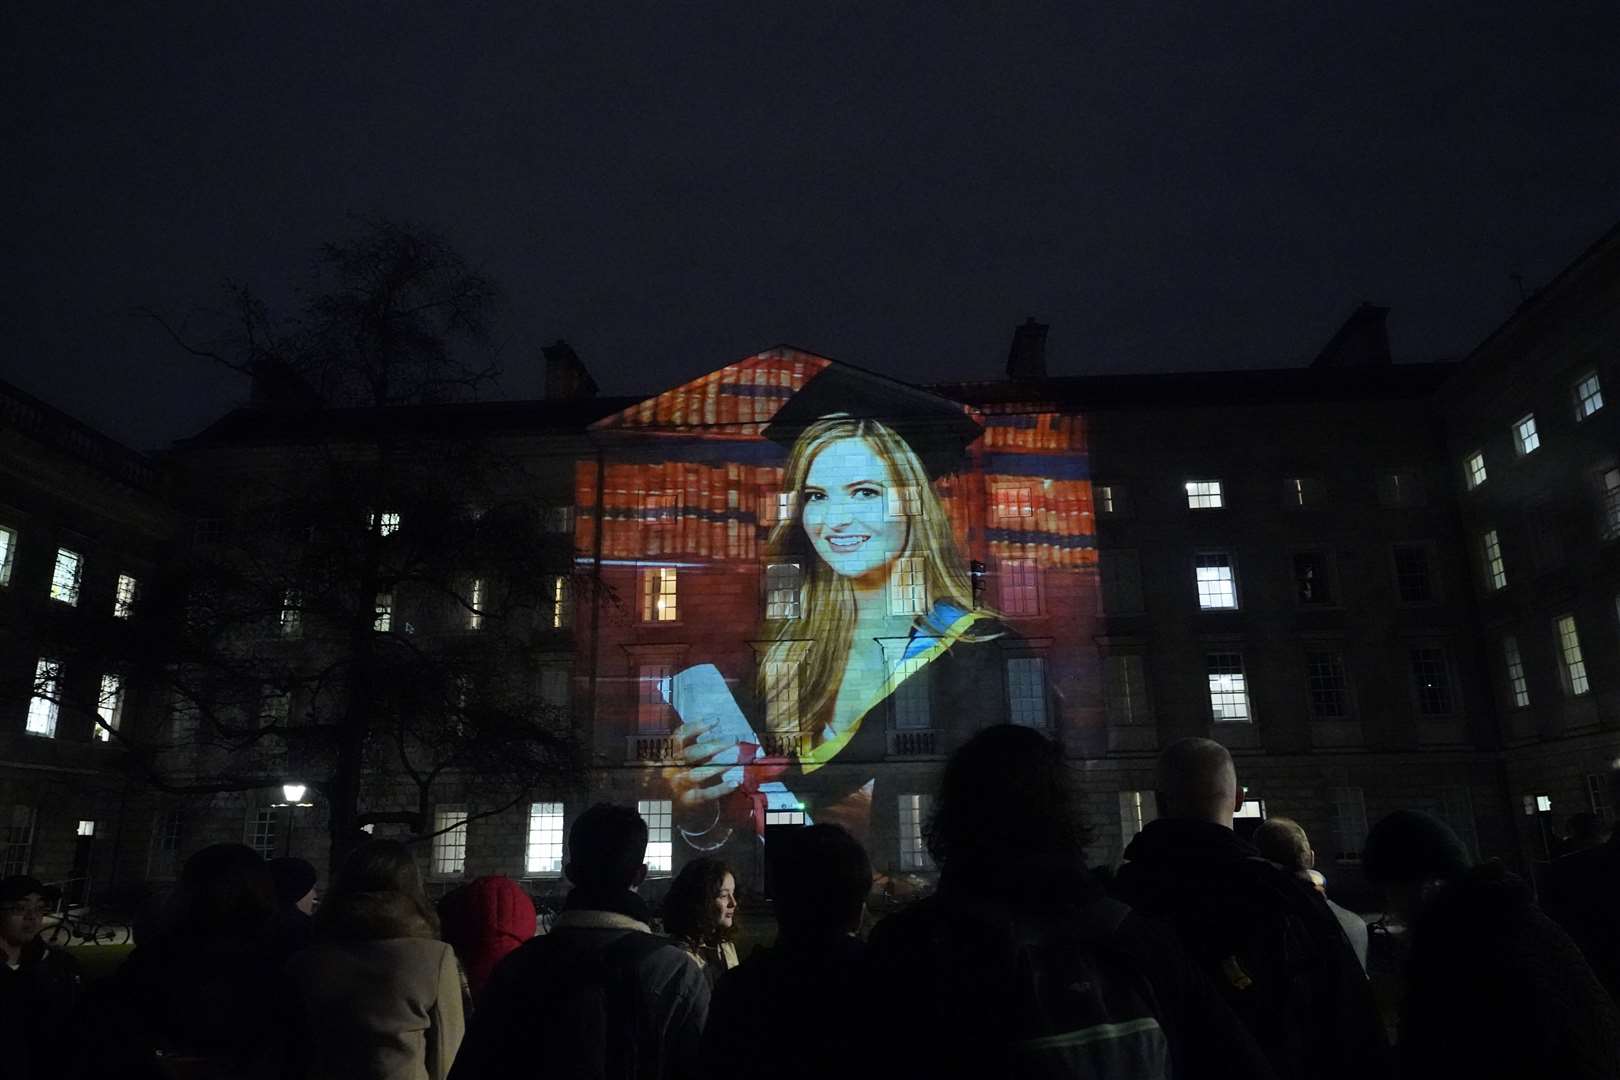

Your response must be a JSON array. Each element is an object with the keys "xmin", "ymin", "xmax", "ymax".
[{"xmin": 913, "ymin": 895, "xmax": 1172, "ymax": 1079}]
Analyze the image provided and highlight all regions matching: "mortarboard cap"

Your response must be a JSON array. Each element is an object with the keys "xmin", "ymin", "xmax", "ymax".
[{"xmin": 762, "ymin": 363, "xmax": 982, "ymax": 479}]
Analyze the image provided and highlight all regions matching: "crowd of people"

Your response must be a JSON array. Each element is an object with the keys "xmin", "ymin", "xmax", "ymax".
[{"xmin": 3, "ymin": 726, "xmax": 1619, "ymax": 1078}]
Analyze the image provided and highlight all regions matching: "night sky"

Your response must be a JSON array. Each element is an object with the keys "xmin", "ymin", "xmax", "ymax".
[{"xmin": 5, "ymin": 4, "xmax": 1619, "ymax": 450}]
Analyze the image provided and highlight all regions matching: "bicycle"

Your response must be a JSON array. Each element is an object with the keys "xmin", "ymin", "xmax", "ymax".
[{"xmin": 43, "ymin": 903, "xmax": 133, "ymax": 946}]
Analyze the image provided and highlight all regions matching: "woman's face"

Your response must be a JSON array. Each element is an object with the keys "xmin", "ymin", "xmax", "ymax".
[
  {"xmin": 712, "ymin": 873, "xmax": 737, "ymax": 929},
  {"xmin": 801, "ymin": 437, "xmax": 909, "ymax": 585}
]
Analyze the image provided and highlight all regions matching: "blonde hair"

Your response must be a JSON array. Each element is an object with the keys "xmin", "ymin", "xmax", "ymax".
[{"xmin": 758, "ymin": 415, "xmax": 986, "ymax": 740}]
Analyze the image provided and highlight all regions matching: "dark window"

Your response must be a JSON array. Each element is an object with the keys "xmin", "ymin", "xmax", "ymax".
[
  {"xmin": 1306, "ymin": 651, "xmax": 1350, "ymax": 719},
  {"xmin": 1393, "ymin": 545, "xmax": 1433, "ymax": 603},
  {"xmin": 1409, "ymin": 648, "xmax": 1454, "ymax": 716},
  {"xmin": 1293, "ymin": 551, "xmax": 1334, "ymax": 605}
]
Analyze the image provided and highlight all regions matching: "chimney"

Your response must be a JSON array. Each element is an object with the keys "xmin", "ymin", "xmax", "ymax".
[
  {"xmin": 1310, "ymin": 303, "xmax": 1392, "ymax": 368},
  {"xmin": 543, "ymin": 340, "xmax": 599, "ymax": 400},
  {"xmin": 1006, "ymin": 317, "xmax": 1049, "ymax": 380}
]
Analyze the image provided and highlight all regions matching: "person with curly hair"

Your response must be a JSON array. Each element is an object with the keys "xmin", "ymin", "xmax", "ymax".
[{"xmin": 661, "ymin": 858, "xmax": 738, "ymax": 989}]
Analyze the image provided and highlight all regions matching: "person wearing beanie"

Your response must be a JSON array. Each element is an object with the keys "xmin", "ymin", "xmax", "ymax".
[
  {"xmin": 1363, "ymin": 809, "xmax": 1620, "ymax": 1080},
  {"xmin": 0, "ymin": 875, "xmax": 81, "ymax": 1080}
]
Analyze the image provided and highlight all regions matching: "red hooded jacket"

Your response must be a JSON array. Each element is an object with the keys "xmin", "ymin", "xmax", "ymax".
[{"xmin": 438, "ymin": 876, "xmax": 536, "ymax": 1001}]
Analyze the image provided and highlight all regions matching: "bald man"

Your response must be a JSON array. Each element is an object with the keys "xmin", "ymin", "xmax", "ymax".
[{"xmin": 1112, "ymin": 739, "xmax": 1390, "ymax": 1080}]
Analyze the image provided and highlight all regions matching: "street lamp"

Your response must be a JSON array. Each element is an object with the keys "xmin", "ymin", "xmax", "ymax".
[
  {"xmin": 270, "ymin": 781, "xmax": 316, "ymax": 859},
  {"xmin": 282, "ymin": 783, "xmax": 307, "ymax": 805}
]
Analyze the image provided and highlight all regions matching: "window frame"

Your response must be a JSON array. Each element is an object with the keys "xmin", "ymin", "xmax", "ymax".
[
  {"xmin": 638, "ymin": 799, "xmax": 673, "ymax": 875},
  {"xmin": 524, "ymin": 802, "xmax": 566, "ymax": 878},
  {"xmin": 764, "ymin": 562, "xmax": 803, "ymax": 621},
  {"xmin": 431, "ymin": 805, "xmax": 469, "ymax": 879},
  {"xmin": 1573, "ymin": 369, "xmax": 1605, "ymax": 421},
  {"xmin": 1391, "ymin": 542, "xmax": 1438, "ymax": 605},
  {"xmin": 1408, "ymin": 645, "xmax": 1456, "ymax": 718},
  {"xmin": 1098, "ymin": 549, "xmax": 1145, "ymax": 615},
  {"xmin": 1205, "ymin": 651, "xmax": 1253, "ymax": 724},
  {"xmin": 1463, "ymin": 450, "xmax": 1487, "ymax": 491},
  {"xmin": 998, "ymin": 557, "xmax": 1042, "ymax": 618},
  {"xmin": 26, "ymin": 657, "xmax": 62, "ymax": 738},
  {"xmin": 1502, "ymin": 635, "xmax": 1531, "ymax": 710},
  {"xmin": 1290, "ymin": 548, "xmax": 1339, "ymax": 608},
  {"xmin": 898, "ymin": 794, "xmax": 935, "ymax": 871},
  {"xmin": 1554, "ymin": 613, "xmax": 1591, "ymax": 697},
  {"xmin": 49, "ymin": 547, "xmax": 83, "ymax": 606},
  {"xmin": 1094, "ymin": 483, "xmax": 1130, "ymax": 517},
  {"xmin": 1481, "ymin": 529, "xmax": 1507, "ymax": 591},
  {"xmin": 1005, "ymin": 655, "xmax": 1050, "ymax": 730},
  {"xmin": 1103, "ymin": 653, "xmax": 1152, "ymax": 727},
  {"xmin": 640, "ymin": 566, "xmax": 680, "ymax": 624},
  {"xmin": 1193, "ymin": 551, "xmax": 1240, "ymax": 611},
  {"xmin": 1184, "ymin": 479, "xmax": 1224, "ymax": 510},
  {"xmin": 95, "ymin": 672, "xmax": 124, "ymax": 742},
  {"xmin": 1512, "ymin": 413, "xmax": 1540, "ymax": 457},
  {"xmin": 1304, "ymin": 649, "xmax": 1354, "ymax": 721},
  {"xmin": 0, "ymin": 524, "xmax": 15, "ymax": 587},
  {"xmin": 1284, "ymin": 476, "xmax": 1326, "ymax": 509}
]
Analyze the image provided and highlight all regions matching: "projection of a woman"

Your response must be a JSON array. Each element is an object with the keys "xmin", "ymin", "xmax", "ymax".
[{"xmin": 668, "ymin": 374, "xmax": 1014, "ymax": 851}]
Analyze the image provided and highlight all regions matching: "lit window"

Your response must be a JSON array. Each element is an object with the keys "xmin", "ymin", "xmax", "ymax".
[
  {"xmin": 1194, "ymin": 552, "xmax": 1239, "ymax": 610},
  {"xmin": 526, "ymin": 802, "xmax": 565, "ymax": 876},
  {"xmin": 887, "ymin": 486, "xmax": 921, "ymax": 519},
  {"xmin": 1410, "ymin": 648, "xmax": 1454, "ymax": 716},
  {"xmin": 993, "ymin": 486, "xmax": 1034, "ymax": 522},
  {"xmin": 1099, "ymin": 550, "xmax": 1144, "ymax": 613},
  {"xmin": 1599, "ymin": 468, "xmax": 1620, "ymax": 541},
  {"xmin": 1235, "ymin": 799, "xmax": 1266, "ymax": 820},
  {"xmin": 247, "ymin": 808, "xmax": 279, "ymax": 861},
  {"xmin": 76, "ymin": 819, "xmax": 96, "ymax": 838},
  {"xmin": 1464, "ymin": 451, "xmax": 1487, "ymax": 491},
  {"xmin": 636, "ymin": 663, "xmax": 675, "ymax": 733},
  {"xmin": 96, "ymin": 673, "xmax": 124, "ymax": 742},
  {"xmin": 765, "ymin": 806, "xmax": 807, "ymax": 826},
  {"xmin": 2, "ymin": 807, "xmax": 36, "ymax": 876},
  {"xmin": 1555, "ymin": 614, "xmax": 1590, "ymax": 696},
  {"xmin": 765, "ymin": 563, "xmax": 802, "ymax": 620},
  {"xmin": 999, "ymin": 558, "xmax": 1040, "ymax": 617},
  {"xmin": 891, "ymin": 656, "xmax": 932, "ymax": 730},
  {"xmin": 1481, "ymin": 530, "xmax": 1507, "ymax": 591},
  {"xmin": 1330, "ymin": 787, "xmax": 1369, "ymax": 862},
  {"xmin": 373, "ymin": 593, "xmax": 393, "ymax": 632},
  {"xmin": 1393, "ymin": 544, "xmax": 1434, "ymax": 603},
  {"xmin": 898, "ymin": 794, "xmax": 934, "ymax": 871},
  {"xmin": 1185, "ymin": 480, "xmax": 1223, "ymax": 510},
  {"xmin": 432, "ymin": 806, "xmax": 468, "ymax": 878},
  {"xmin": 0, "ymin": 525, "xmax": 15, "ymax": 586},
  {"xmin": 26, "ymin": 658, "xmax": 61, "ymax": 737},
  {"xmin": 1575, "ymin": 371, "xmax": 1604, "ymax": 420},
  {"xmin": 113, "ymin": 573, "xmax": 139, "ymax": 618},
  {"xmin": 1503, "ymin": 636, "xmax": 1530, "ymax": 709},
  {"xmin": 1104, "ymin": 655, "xmax": 1150, "ymax": 726},
  {"xmin": 278, "ymin": 592, "xmax": 301, "ymax": 641},
  {"xmin": 547, "ymin": 574, "xmax": 573, "ymax": 630},
  {"xmin": 1306, "ymin": 651, "xmax": 1351, "ymax": 719},
  {"xmin": 1513, "ymin": 413, "xmax": 1540, "ymax": 456},
  {"xmin": 1286, "ymin": 477, "xmax": 1325, "ymax": 507},
  {"xmin": 641, "ymin": 567, "xmax": 679, "ymax": 622},
  {"xmin": 638, "ymin": 799, "xmax": 673, "ymax": 874},
  {"xmin": 1006, "ymin": 657, "xmax": 1048, "ymax": 728},
  {"xmin": 1095, "ymin": 484, "xmax": 1129, "ymax": 515},
  {"xmin": 888, "ymin": 556, "xmax": 927, "ymax": 616},
  {"xmin": 467, "ymin": 578, "xmax": 485, "ymax": 631},
  {"xmin": 1206, "ymin": 653, "xmax": 1251, "ymax": 722},
  {"xmin": 1377, "ymin": 471, "xmax": 1426, "ymax": 507},
  {"xmin": 50, "ymin": 548, "xmax": 82, "ymax": 605},
  {"xmin": 372, "ymin": 511, "xmax": 402, "ymax": 536},
  {"xmin": 1292, "ymin": 551, "xmax": 1334, "ymax": 606}
]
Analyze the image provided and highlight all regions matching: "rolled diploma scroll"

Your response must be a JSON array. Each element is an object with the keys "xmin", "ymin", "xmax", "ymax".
[{"xmin": 668, "ymin": 664, "xmax": 759, "ymax": 789}]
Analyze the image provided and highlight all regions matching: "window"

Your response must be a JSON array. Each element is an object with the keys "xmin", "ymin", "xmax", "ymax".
[
  {"xmin": 109, "ymin": 572, "xmax": 139, "ymax": 619},
  {"xmin": 1292, "ymin": 551, "xmax": 1335, "ymax": 606},
  {"xmin": 76, "ymin": 819, "xmax": 96, "ymax": 838},
  {"xmin": 891, "ymin": 657, "xmax": 932, "ymax": 730},
  {"xmin": 247, "ymin": 808, "xmax": 279, "ymax": 861},
  {"xmin": 1464, "ymin": 451, "xmax": 1487, "ymax": 491},
  {"xmin": 999, "ymin": 558, "xmax": 1040, "ymax": 617},
  {"xmin": 888, "ymin": 556, "xmax": 927, "ymax": 616},
  {"xmin": 898, "ymin": 794, "xmax": 934, "ymax": 871},
  {"xmin": 1235, "ymin": 798, "xmax": 1266, "ymax": 821},
  {"xmin": 169, "ymin": 695, "xmax": 200, "ymax": 741},
  {"xmin": 1206, "ymin": 653, "xmax": 1251, "ymax": 722},
  {"xmin": 1377, "ymin": 471, "xmax": 1426, "ymax": 507},
  {"xmin": 193, "ymin": 518, "xmax": 224, "ymax": 546},
  {"xmin": 373, "ymin": 593, "xmax": 393, "ymax": 632},
  {"xmin": 636, "ymin": 663, "xmax": 675, "ymax": 733},
  {"xmin": 538, "ymin": 666, "xmax": 570, "ymax": 709},
  {"xmin": 1099, "ymin": 550, "xmax": 1144, "ymax": 614},
  {"xmin": 50, "ymin": 547, "xmax": 82, "ymax": 605},
  {"xmin": 993, "ymin": 485, "xmax": 1035, "ymax": 522},
  {"xmin": 0, "ymin": 525, "xmax": 14, "ymax": 586},
  {"xmin": 149, "ymin": 809, "xmax": 182, "ymax": 879},
  {"xmin": 1185, "ymin": 480, "xmax": 1223, "ymax": 510},
  {"xmin": 1330, "ymin": 787, "xmax": 1369, "ymax": 862},
  {"xmin": 1006, "ymin": 657, "xmax": 1048, "ymax": 729},
  {"xmin": 1575, "ymin": 370, "xmax": 1605, "ymax": 420},
  {"xmin": 641, "ymin": 567, "xmax": 679, "ymax": 622},
  {"xmin": 1118, "ymin": 791, "xmax": 1157, "ymax": 854},
  {"xmin": 26, "ymin": 658, "xmax": 61, "ymax": 737},
  {"xmin": 1286, "ymin": 476, "xmax": 1326, "ymax": 507},
  {"xmin": 279, "ymin": 589, "xmax": 302, "ymax": 638},
  {"xmin": 765, "ymin": 807, "xmax": 807, "ymax": 826},
  {"xmin": 1587, "ymin": 774, "xmax": 1612, "ymax": 820},
  {"xmin": 466, "ymin": 578, "xmax": 485, "ymax": 631},
  {"xmin": 1095, "ymin": 484, "xmax": 1129, "ymax": 516},
  {"xmin": 1393, "ymin": 544, "xmax": 1434, "ymax": 603},
  {"xmin": 637, "ymin": 799, "xmax": 673, "ymax": 874},
  {"xmin": 765, "ymin": 563, "xmax": 802, "ymax": 620},
  {"xmin": 1409, "ymin": 648, "xmax": 1454, "ymax": 716},
  {"xmin": 371, "ymin": 511, "xmax": 402, "ymax": 536},
  {"xmin": 1481, "ymin": 529, "xmax": 1507, "ymax": 591},
  {"xmin": 886, "ymin": 486, "xmax": 921, "ymax": 519},
  {"xmin": 1305, "ymin": 651, "xmax": 1351, "ymax": 720},
  {"xmin": 2, "ymin": 806, "xmax": 35, "ymax": 876},
  {"xmin": 546, "ymin": 574, "xmax": 573, "ymax": 630},
  {"xmin": 96, "ymin": 673, "xmax": 124, "ymax": 742},
  {"xmin": 432, "ymin": 806, "xmax": 468, "ymax": 878},
  {"xmin": 1555, "ymin": 614, "xmax": 1590, "ymax": 696},
  {"xmin": 1194, "ymin": 552, "xmax": 1239, "ymax": 610},
  {"xmin": 525, "ymin": 802, "xmax": 565, "ymax": 876},
  {"xmin": 543, "ymin": 505, "xmax": 575, "ymax": 534},
  {"xmin": 1599, "ymin": 468, "xmax": 1620, "ymax": 541},
  {"xmin": 1503, "ymin": 636, "xmax": 1530, "ymax": 709},
  {"xmin": 1104, "ymin": 655, "xmax": 1151, "ymax": 726},
  {"xmin": 1512, "ymin": 413, "xmax": 1540, "ymax": 456},
  {"xmin": 765, "ymin": 660, "xmax": 801, "ymax": 729}
]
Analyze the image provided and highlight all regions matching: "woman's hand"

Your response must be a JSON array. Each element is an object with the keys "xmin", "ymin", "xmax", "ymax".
[{"xmin": 667, "ymin": 720, "xmax": 744, "ymax": 812}]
